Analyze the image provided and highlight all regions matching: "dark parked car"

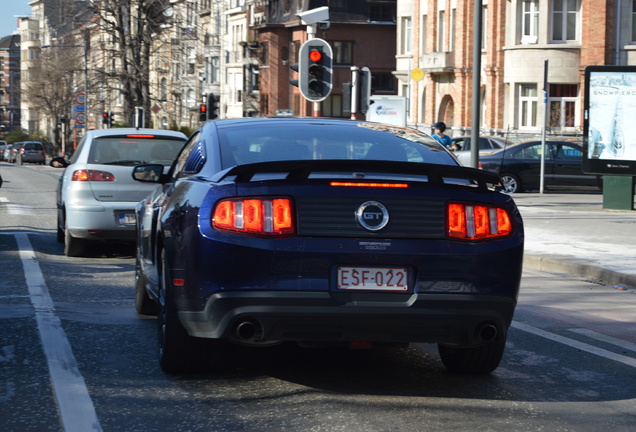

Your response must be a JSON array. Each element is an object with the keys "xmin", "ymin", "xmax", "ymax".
[
  {"xmin": 450, "ymin": 136, "xmax": 509, "ymax": 166},
  {"xmin": 16, "ymin": 141, "xmax": 46, "ymax": 164},
  {"xmin": 0, "ymin": 141, "xmax": 7, "ymax": 161},
  {"xmin": 133, "ymin": 118, "xmax": 524, "ymax": 375},
  {"xmin": 480, "ymin": 140, "xmax": 602, "ymax": 193}
]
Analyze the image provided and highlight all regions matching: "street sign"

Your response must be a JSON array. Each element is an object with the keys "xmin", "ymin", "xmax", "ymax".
[
  {"xmin": 76, "ymin": 93, "xmax": 86, "ymax": 105},
  {"xmin": 152, "ymin": 104, "xmax": 161, "ymax": 114},
  {"xmin": 75, "ymin": 112, "xmax": 86, "ymax": 125},
  {"xmin": 74, "ymin": 105, "xmax": 85, "ymax": 113}
]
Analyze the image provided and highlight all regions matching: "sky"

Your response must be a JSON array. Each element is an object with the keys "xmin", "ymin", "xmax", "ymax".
[{"xmin": 0, "ymin": 0, "xmax": 32, "ymax": 38}]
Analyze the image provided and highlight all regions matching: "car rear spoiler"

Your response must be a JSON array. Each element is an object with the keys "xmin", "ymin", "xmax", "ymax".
[{"xmin": 211, "ymin": 160, "xmax": 503, "ymax": 192}]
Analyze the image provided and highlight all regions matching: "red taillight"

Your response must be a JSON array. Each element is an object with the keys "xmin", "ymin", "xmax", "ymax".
[
  {"xmin": 330, "ymin": 182, "xmax": 409, "ymax": 188},
  {"xmin": 71, "ymin": 170, "xmax": 116, "ymax": 181},
  {"xmin": 447, "ymin": 202, "xmax": 512, "ymax": 240},
  {"xmin": 212, "ymin": 197, "xmax": 295, "ymax": 236}
]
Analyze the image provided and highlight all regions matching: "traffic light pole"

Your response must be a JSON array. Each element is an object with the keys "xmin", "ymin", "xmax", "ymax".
[{"xmin": 350, "ymin": 66, "xmax": 359, "ymax": 120}]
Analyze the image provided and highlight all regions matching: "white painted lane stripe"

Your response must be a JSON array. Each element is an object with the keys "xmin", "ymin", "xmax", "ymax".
[
  {"xmin": 512, "ymin": 321, "xmax": 636, "ymax": 368},
  {"xmin": 6, "ymin": 204, "xmax": 34, "ymax": 216},
  {"xmin": 568, "ymin": 328, "xmax": 636, "ymax": 354},
  {"xmin": 16, "ymin": 233, "xmax": 102, "ymax": 432},
  {"xmin": 0, "ymin": 197, "xmax": 8, "ymax": 202}
]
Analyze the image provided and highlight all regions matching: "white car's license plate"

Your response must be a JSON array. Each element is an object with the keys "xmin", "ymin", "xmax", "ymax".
[
  {"xmin": 118, "ymin": 213, "xmax": 136, "ymax": 225},
  {"xmin": 337, "ymin": 267, "xmax": 409, "ymax": 291}
]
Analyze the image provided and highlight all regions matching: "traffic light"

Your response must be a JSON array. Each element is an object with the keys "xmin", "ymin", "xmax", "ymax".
[
  {"xmin": 134, "ymin": 107, "xmax": 145, "ymax": 128},
  {"xmin": 298, "ymin": 38, "xmax": 333, "ymax": 102},
  {"xmin": 206, "ymin": 93, "xmax": 219, "ymax": 120},
  {"xmin": 102, "ymin": 111, "xmax": 114, "ymax": 128},
  {"xmin": 359, "ymin": 67, "xmax": 372, "ymax": 114},
  {"xmin": 199, "ymin": 104, "xmax": 207, "ymax": 122}
]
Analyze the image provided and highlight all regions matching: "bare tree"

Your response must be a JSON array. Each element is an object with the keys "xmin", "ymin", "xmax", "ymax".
[
  {"xmin": 22, "ymin": 47, "xmax": 81, "ymax": 153},
  {"xmin": 86, "ymin": 0, "xmax": 172, "ymax": 124}
]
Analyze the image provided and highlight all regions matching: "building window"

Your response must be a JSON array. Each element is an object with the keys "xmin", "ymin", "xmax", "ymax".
[
  {"xmin": 369, "ymin": 3, "xmax": 395, "ymax": 22},
  {"xmin": 631, "ymin": 1, "xmax": 636, "ymax": 42},
  {"xmin": 186, "ymin": 89, "xmax": 196, "ymax": 108},
  {"xmin": 551, "ymin": 0, "xmax": 579, "ymax": 42},
  {"xmin": 333, "ymin": 41, "xmax": 353, "ymax": 65},
  {"xmin": 450, "ymin": 9, "xmax": 456, "ymax": 52},
  {"xmin": 260, "ymin": 43, "xmax": 269, "ymax": 66},
  {"xmin": 437, "ymin": 11, "xmax": 445, "ymax": 52},
  {"xmin": 160, "ymin": 78, "xmax": 168, "ymax": 100},
  {"xmin": 548, "ymin": 84, "xmax": 577, "ymax": 128},
  {"xmin": 331, "ymin": 0, "xmax": 347, "ymax": 9},
  {"xmin": 421, "ymin": 15, "xmax": 427, "ymax": 54},
  {"xmin": 321, "ymin": 95, "xmax": 345, "ymax": 118},
  {"xmin": 521, "ymin": 0, "xmax": 539, "ymax": 44},
  {"xmin": 400, "ymin": 17, "xmax": 412, "ymax": 54},
  {"xmin": 373, "ymin": 73, "xmax": 396, "ymax": 92},
  {"xmin": 519, "ymin": 84, "xmax": 538, "ymax": 129},
  {"xmin": 481, "ymin": 6, "xmax": 488, "ymax": 51}
]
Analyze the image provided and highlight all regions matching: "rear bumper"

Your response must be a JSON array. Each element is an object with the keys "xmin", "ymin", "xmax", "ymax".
[
  {"xmin": 66, "ymin": 202, "xmax": 138, "ymax": 240},
  {"xmin": 178, "ymin": 291, "xmax": 516, "ymax": 347}
]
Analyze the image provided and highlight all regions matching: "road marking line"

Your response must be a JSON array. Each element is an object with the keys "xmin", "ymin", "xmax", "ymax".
[
  {"xmin": 512, "ymin": 321, "xmax": 636, "ymax": 368},
  {"xmin": 568, "ymin": 328, "xmax": 636, "ymax": 354},
  {"xmin": 16, "ymin": 233, "xmax": 103, "ymax": 432},
  {"xmin": 6, "ymin": 204, "xmax": 34, "ymax": 216},
  {"xmin": 0, "ymin": 197, "xmax": 8, "ymax": 202}
]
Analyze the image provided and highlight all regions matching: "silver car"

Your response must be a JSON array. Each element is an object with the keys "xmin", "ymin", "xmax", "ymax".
[
  {"xmin": 450, "ymin": 136, "xmax": 509, "ymax": 166},
  {"xmin": 17, "ymin": 141, "xmax": 47, "ymax": 164},
  {"xmin": 54, "ymin": 128, "xmax": 187, "ymax": 257}
]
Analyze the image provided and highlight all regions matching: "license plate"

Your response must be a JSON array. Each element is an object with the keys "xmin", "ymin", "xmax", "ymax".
[
  {"xmin": 337, "ymin": 267, "xmax": 409, "ymax": 291},
  {"xmin": 118, "ymin": 213, "xmax": 136, "ymax": 225}
]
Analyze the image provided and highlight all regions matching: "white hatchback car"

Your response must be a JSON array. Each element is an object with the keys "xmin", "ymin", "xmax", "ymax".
[{"xmin": 53, "ymin": 128, "xmax": 187, "ymax": 256}]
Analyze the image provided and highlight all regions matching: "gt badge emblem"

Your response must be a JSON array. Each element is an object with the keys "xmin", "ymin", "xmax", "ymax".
[{"xmin": 356, "ymin": 201, "xmax": 389, "ymax": 231}]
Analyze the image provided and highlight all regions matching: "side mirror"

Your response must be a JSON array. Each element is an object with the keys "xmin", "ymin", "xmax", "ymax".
[
  {"xmin": 132, "ymin": 164, "xmax": 164, "ymax": 183},
  {"xmin": 49, "ymin": 156, "xmax": 69, "ymax": 168}
]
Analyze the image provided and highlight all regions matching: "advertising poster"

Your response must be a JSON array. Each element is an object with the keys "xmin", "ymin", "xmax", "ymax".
[{"xmin": 584, "ymin": 66, "xmax": 636, "ymax": 175}]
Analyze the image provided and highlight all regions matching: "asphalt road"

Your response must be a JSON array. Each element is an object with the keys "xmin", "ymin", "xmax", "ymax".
[{"xmin": 1, "ymin": 161, "xmax": 635, "ymax": 432}]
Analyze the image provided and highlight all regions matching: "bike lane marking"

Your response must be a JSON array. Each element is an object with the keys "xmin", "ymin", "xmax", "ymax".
[
  {"xmin": 16, "ymin": 233, "xmax": 102, "ymax": 432},
  {"xmin": 512, "ymin": 321, "xmax": 636, "ymax": 368}
]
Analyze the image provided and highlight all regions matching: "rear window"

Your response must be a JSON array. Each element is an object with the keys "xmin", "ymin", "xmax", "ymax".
[
  {"xmin": 24, "ymin": 143, "xmax": 43, "ymax": 150},
  {"xmin": 88, "ymin": 136, "xmax": 185, "ymax": 166},
  {"xmin": 218, "ymin": 123, "xmax": 457, "ymax": 169}
]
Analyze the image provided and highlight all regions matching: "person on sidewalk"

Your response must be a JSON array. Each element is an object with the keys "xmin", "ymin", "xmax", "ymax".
[{"xmin": 432, "ymin": 121, "xmax": 453, "ymax": 148}]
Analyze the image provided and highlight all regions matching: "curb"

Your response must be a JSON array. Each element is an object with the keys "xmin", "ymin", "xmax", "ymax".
[{"xmin": 524, "ymin": 254, "xmax": 636, "ymax": 290}]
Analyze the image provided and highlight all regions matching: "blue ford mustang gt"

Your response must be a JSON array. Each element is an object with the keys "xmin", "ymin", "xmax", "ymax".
[{"xmin": 133, "ymin": 118, "xmax": 524, "ymax": 375}]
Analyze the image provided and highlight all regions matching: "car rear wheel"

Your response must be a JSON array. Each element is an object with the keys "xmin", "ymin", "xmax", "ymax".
[
  {"xmin": 500, "ymin": 173, "xmax": 522, "ymax": 194},
  {"xmin": 64, "ymin": 221, "xmax": 86, "ymax": 257},
  {"xmin": 135, "ymin": 257, "xmax": 157, "ymax": 316},
  {"xmin": 437, "ymin": 336, "xmax": 507, "ymax": 374},
  {"xmin": 56, "ymin": 213, "xmax": 65, "ymax": 243},
  {"xmin": 158, "ymin": 249, "xmax": 224, "ymax": 374}
]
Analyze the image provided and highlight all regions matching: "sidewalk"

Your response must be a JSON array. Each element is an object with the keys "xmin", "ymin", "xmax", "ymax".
[{"xmin": 513, "ymin": 192, "xmax": 636, "ymax": 290}]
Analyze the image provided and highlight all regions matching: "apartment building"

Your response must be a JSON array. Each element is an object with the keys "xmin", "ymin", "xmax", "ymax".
[
  {"xmin": 396, "ymin": 0, "xmax": 615, "ymax": 138},
  {"xmin": 0, "ymin": 34, "xmax": 21, "ymax": 134}
]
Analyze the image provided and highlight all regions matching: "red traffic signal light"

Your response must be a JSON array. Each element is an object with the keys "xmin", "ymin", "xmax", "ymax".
[{"xmin": 309, "ymin": 49, "xmax": 322, "ymax": 62}]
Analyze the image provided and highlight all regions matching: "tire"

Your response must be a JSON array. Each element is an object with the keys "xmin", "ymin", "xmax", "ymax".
[
  {"xmin": 500, "ymin": 173, "xmax": 522, "ymax": 194},
  {"xmin": 56, "ymin": 213, "xmax": 65, "ymax": 243},
  {"xmin": 438, "ymin": 336, "xmax": 507, "ymax": 374},
  {"xmin": 135, "ymin": 256, "xmax": 157, "ymax": 316},
  {"xmin": 64, "ymin": 221, "xmax": 86, "ymax": 257},
  {"xmin": 157, "ymin": 249, "xmax": 223, "ymax": 374}
]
